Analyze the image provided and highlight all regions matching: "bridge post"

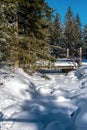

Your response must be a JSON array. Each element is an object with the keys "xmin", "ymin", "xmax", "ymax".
[
  {"xmin": 66, "ymin": 48, "xmax": 69, "ymax": 59},
  {"xmin": 79, "ymin": 47, "xmax": 82, "ymax": 66}
]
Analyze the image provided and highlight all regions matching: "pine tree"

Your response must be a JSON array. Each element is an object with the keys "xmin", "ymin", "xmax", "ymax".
[
  {"xmin": 18, "ymin": 0, "xmax": 53, "ymax": 69},
  {"xmin": 0, "ymin": 0, "xmax": 53, "ymax": 70},
  {"xmin": 64, "ymin": 6, "xmax": 82, "ymax": 57},
  {"xmin": 83, "ymin": 25, "xmax": 87, "ymax": 58},
  {"xmin": 64, "ymin": 6, "xmax": 74, "ymax": 56},
  {"xmin": 0, "ymin": 0, "xmax": 22, "ymax": 68},
  {"xmin": 73, "ymin": 14, "xmax": 82, "ymax": 56},
  {"xmin": 0, "ymin": 1, "xmax": 8, "ymax": 61},
  {"xmin": 49, "ymin": 13, "xmax": 63, "ymax": 58},
  {"xmin": 7, "ymin": 1, "xmax": 19, "ymax": 67}
]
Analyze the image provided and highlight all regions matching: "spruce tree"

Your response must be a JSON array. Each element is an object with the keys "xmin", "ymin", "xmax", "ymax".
[
  {"xmin": 0, "ymin": 0, "xmax": 22, "ymax": 68},
  {"xmin": 0, "ymin": 1, "xmax": 8, "ymax": 62},
  {"xmin": 64, "ymin": 6, "xmax": 82, "ymax": 57},
  {"xmin": 83, "ymin": 25, "xmax": 87, "ymax": 58},
  {"xmin": 0, "ymin": 0, "xmax": 53, "ymax": 70},
  {"xmin": 73, "ymin": 14, "xmax": 82, "ymax": 56},
  {"xmin": 18, "ymin": 0, "xmax": 53, "ymax": 69},
  {"xmin": 49, "ymin": 13, "xmax": 63, "ymax": 58},
  {"xmin": 64, "ymin": 6, "xmax": 74, "ymax": 57}
]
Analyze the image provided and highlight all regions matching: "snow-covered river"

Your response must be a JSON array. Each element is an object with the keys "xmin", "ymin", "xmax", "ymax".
[{"xmin": 0, "ymin": 66, "xmax": 87, "ymax": 130}]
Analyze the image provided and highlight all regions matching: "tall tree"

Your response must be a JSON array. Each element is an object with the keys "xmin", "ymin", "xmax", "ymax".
[
  {"xmin": 0, "ymin": 1, "xmax": 19, "ymax": 67},
  {"xmin": 74, "ymin": 14, "xmax": 82, "ymax": 56},
  {"xmin": 64, "ymin": 6, "xmax": 82, "ymax": 57},
  {"xmin": 64, "ymin": 6, "xmax": 74, "ymax": 56},
  {"xmin": 0, "ymin": 1, "xmax": 8, "ymax": 61},
  {"xmin": 49, "ymin": 13, "xmax": 63, "ymax": 58},
  {"xmin": 18, "ymin": 0, "xmax": 53, "ymax": 68},
  {"xmin": 7, "ymin": 1, "xmax": 19, "ymax": 67},
  {"xmin": 82, "ymin": 25, "xmax": 87, "ymax": 58}
]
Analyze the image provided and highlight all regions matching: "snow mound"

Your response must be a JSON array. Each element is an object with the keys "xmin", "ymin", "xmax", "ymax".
[
  {"xmin": 3, "ymin": 68, "xmax": 31, "ymax": 100},
  {"xmin": 45, "ymin": 121, "xmax": 65, "ymax": 130},
  {"xmin": 76, "ymin": 66, "xmax": 87, "ymax": 79},
  {"xmin": 38, "ymin": 87, "xmax": 52, "ymax": 95},
  {"xmin": 74, "ymin": 101, "xmax": 87, "ymax": 129},
  {"xmin": 11, "ymin": 111, "xmax": 44, "ymax": 130},
  {"xmin": 80, "ymin": 80, "xmax": 87, "ymax": 89},
  {"xmin": 56, "ymin": 96, "xmax": 70, "ymax": 102},
  {"xmin": 12, "ymin": 122, "xmax": 43, "ymax": 130}
]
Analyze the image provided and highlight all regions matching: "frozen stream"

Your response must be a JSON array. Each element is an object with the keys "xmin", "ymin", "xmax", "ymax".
[{"xmin": 0, "ymin": 66, "xmax": 87, "ymax": 129}]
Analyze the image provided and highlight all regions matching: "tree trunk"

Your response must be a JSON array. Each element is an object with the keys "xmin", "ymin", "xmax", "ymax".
[
  {"xmin": 14, "ymin": 59, "xmax": 19, "ymax": 68},
  {"xmin": 14, "ymin": 2, "xmax": 19, "ymax": 68}
]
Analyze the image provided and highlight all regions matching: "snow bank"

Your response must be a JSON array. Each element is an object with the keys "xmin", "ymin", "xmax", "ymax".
[
  {"xmin": 11, "ymin": 111, "xmax": 44, "ymax": 130},
  {"xmin": 73, "ymin": 101, "xmax": 87, "ymax": 129},
  {"xmin": 75, "ymin": 66, "xmax": 87, "ymax": 79},
  {"xmin": 3, "ymin": 68, "xmax": 31, "ymax": 100}
]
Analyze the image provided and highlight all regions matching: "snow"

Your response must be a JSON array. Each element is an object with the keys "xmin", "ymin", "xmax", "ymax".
[
  {"xmin": 0, "ymin": 65, "xmax": 87, "ymax": 129},
  {"xmin": 45, "ymin": 121, "xmax": 65, "ymax": 130},
  {"xmin": 54, "ymin": 59, "xmax": 78, "ymax": 67}
]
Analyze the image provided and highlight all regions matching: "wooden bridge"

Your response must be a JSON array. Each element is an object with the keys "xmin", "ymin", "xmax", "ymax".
[{"xmin": 36, "ymin": 59, "xmax": 78, "ymax": 72}]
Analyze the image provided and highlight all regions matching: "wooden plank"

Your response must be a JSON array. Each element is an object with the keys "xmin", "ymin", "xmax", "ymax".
[{"xmin": 36, "ymin": 65, "xmax": 77, "ymax": 71}]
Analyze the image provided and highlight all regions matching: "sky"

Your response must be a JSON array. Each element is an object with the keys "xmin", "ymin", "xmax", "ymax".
[{"xmin": 46, "ymin": 0, "xmax": 87, "ymax": 26}]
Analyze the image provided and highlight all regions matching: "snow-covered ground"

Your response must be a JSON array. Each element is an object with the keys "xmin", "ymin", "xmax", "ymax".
[{"xmin": 0, "ymin": 65, "xmax": 87, "ymax": 130}]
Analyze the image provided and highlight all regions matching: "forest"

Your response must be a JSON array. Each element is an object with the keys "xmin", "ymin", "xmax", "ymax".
[{"xmin": 0, "ymin": 0, "xmax": 87, "ymax": 71}]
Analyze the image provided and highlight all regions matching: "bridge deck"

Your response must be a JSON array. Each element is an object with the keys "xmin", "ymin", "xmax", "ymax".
[{"xmin": 36, "ymin": 65, "xmax": 77, "ymax": 71}]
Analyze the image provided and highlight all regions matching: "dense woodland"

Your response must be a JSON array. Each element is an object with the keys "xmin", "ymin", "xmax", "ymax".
[{"xmin": 0, "ymin": 0, "xmax": 87, "ymax": 70}]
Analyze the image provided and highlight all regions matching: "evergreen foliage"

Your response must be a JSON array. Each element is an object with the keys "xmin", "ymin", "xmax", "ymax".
[
  {"xmin": 0, "ymin": 1, "xmax": 19, "ymax": 65},
  {"xmin": 0, "ymin": 1, "xmax": 87, "ymax": 70},
  {"xmin": 49, "ymin": 13, "xmax": 64, "ymax": 58},
  {"xmin": 64, "ymin": 7, "xmax": 82, "ymax": 57},
  {"xmin": 0, "ymin": 0, "xmax": 53, "ymax": 69},
  {"xmin": 83, "ymin": 25, "xmax": 87, "ymax": 58},
  {"xmin": 64, "ymin": 6, "xmax": 75, "ymax": 57},
  {"xmin": 18, "ymin": 0, "xmax": 53, "ymax": 69}
]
